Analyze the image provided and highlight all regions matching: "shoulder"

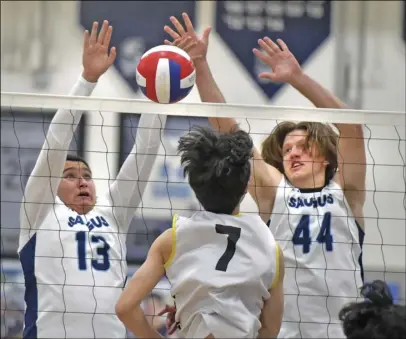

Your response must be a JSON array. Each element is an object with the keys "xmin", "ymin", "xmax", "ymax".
[{"xmin": 150, "ymin": 228, "xmax": 173, "ymax": 264}]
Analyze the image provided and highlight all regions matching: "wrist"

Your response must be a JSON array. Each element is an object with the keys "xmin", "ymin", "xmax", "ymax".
[
  {"xmin": 288, "ymin": 71, "xmax": 308, "ymax": 89},
  {"xmin": 81, "ymin": 71, "xmax": 99, "ymax": 83},
  {"xmin": 193, "ymin": 57, "xmax": 209, "ymax": 69}
]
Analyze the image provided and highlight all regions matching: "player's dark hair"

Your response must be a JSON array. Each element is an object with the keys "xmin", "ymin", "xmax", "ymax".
[
  {"xmin": 66, "ymin": 154, "xmax": 91, "ymax": 171},
  {"xmin": 339, "ymin": 280, "xmax": 406, "ymax": 339},
  {"xmin": 178, "ymin": 126, "xmax": 253, "ymax": 215}
]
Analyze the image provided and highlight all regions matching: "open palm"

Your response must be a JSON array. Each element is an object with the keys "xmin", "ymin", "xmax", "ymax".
[
  {"xmin": 164, "ymin": 12, "xmax": 211, "ymax": 62},
  {"xmin": 82, "ymin": 20, "xmax": 116, "ymax": 83},
  {"xmin": 253, "ymin": 37, "xmax": 302, "ymax": 84}
]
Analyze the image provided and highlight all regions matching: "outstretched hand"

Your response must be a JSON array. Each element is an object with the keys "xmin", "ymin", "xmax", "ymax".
[
  {"xmin": 158, "ymin": 304, "xmax": 177, "ymax": 335},
  {"xmin": 164, "ymin": 12, "xmax": 211, "ymax": 62},
  {"xmin": 253, "ymin": 37, "xmax": 302, "ymax": 84},
  {"xmin": 82, "ymin": 20, "xmax": 116, "ymax": 83}
]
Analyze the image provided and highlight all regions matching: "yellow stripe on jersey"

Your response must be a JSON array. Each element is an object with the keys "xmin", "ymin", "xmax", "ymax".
[
  {"xmin": 269, "ymin": 243, "xmax": 281, "ymax": 289},
  {"xmin": 164, "ymin": 214, "xmax": 178, "ymax": 269}
]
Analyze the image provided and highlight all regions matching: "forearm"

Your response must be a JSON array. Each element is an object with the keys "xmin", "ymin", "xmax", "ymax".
[
  {"xmin": 120, "ymin": 307, "xmax": 163, "ymax": 339},
  {"xmin": 48, "ymin": 75, "xmax": 96, "ymax": 146},
  {"xmin": 194, "ymin": 59, "xmax": 237, "ymax": 132},
  {"xmin": 22, "ymin": 74, "xmax": 96, "ymax": 230},
  {"xmin": 110, "ymin": 114, "xmax": 167, "ymax": 227},
  {"xmin": 258, "ymin": 327, "xmax": 277, "ymax": 339},
  {"xmin": 289, "ymin": 73, "xmax": 345, "ymax": 110}
]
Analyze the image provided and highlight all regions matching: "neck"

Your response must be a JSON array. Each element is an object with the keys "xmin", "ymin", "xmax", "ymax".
[
  {"xmin": 232, "ymin": 206, "xmax": 240, "ymax": 215},
  {"xmin": 290, "ymin": 175, "xmax": 326, "ymax": 190},
  {"xmin": 68, "ymin": 204, "xmax": 94, "ymax": 215}
]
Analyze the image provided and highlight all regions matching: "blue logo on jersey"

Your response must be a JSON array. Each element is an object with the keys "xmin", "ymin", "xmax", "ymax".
[
  {"xmin": 288, "ymin": 194, "xmax": 334, "ymax": 209},
  {"xmin": 68, "ymin": 215, "xmax": 110, "ymax": 231}
]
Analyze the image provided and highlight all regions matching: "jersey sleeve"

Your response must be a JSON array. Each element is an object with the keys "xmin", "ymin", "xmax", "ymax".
[
  {"xmin": 108, "ymin": 114, "xmax": 167, "ymax": 231},
  {"xmin": 19, "ymin": 75, "xmax": 97, "ymax": 245}
]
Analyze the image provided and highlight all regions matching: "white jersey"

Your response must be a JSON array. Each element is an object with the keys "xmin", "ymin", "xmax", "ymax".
[
  {"xmin": 18, "ymin": 75, "xmax": 166, "ymax": 338},
  {"xmin": 268, "ymin": 177, "xmax": 364, "ymax": 339},
  {"xmin": 165, "ymin": 211, "xmax": 280, "ymax": 339}
]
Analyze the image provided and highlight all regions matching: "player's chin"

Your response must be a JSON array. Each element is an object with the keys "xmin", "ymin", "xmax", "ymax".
[{"xmin": 74, "ymin": 198, "xmax": 95, "ymax": 211}]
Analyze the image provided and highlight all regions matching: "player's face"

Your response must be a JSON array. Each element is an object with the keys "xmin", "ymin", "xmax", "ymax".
[
  {"xmin": 282, "ymin": 129, "xmax": 328, "ymax": 187},
  {"xmin": 57, "ymin": 161, "xmax": 96, "ymax": 215}
]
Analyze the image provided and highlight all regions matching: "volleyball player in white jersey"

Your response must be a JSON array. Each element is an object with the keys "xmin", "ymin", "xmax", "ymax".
[
  {"xmin": 116, "ymin": 126, "xmax": 285, "ymax": 338},
  {"xmin": 162, "ymin": 13, "xmax": 367, "ymax": 339},
  {"xmin": 19, "ymin": 20, "xmax": 166, "ymax": 338}
]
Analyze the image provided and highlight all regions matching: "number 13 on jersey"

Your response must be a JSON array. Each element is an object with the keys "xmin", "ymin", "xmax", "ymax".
[{"xmin": 292, "ymin": 212, "xmax": 333, "ymax": 254}]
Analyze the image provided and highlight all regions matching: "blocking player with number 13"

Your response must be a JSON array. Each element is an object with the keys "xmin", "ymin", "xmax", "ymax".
[{"xmin": 18, "ymin": 21, "xmax": 166, "ymax": 338}]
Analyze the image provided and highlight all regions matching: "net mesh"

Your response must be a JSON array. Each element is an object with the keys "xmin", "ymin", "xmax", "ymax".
[{"xmin": 1, "ymin": 93, "xmax": 405, "ymax": 338}]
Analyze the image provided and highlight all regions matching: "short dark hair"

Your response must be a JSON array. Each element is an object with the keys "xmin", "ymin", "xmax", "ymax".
[
  {"xmin": 339, "ymin": 280, "xmax": 406, "ymax": 339},
  {"xmin": 178, "ymin": 126, "xmax": 253, "ymax": 215},
  {"xmin": 66, "ymin": 154, "xmax": 91, "ymax": 171}
]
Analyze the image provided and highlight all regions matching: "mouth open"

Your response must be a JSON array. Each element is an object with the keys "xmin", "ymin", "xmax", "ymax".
[
  {"xmin": 291, "ymin": 162, "xmax": 303, "ymax": 170},
  {"xmin": 78, "ymin": 192, "xmax": 90, "ymax": 198}
]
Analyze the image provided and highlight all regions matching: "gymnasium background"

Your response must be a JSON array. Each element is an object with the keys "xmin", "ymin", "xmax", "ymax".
[{"xmin": 1, "ymin": 1, "xmax": 405, "ymax": 338}]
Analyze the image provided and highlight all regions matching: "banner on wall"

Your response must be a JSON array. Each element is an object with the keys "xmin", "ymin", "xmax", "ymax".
[
  {"xmin": 215, "ymin": 0, "xmax": 331, "ymax": 100},
  {"xmin": 0, "ymin": 111, "xmax": 85, "ymax": 259},
  {"xmin": 79, "ymin": 1, "xmax": 196, "ymax": 93}
]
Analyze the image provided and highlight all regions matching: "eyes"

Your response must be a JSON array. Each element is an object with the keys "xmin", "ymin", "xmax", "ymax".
[
  {"xmin": 64, "ymin": 173, "xmax": 92, "ymax": 181},
  {"xmin": 283, "ymin": 141, "xmax": 310, "ymax": 156}
]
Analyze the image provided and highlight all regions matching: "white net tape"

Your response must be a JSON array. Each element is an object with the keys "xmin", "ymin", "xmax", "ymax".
[{"xmin": 1, "ymin": 92, "xmax": 405, "ymax": 338}]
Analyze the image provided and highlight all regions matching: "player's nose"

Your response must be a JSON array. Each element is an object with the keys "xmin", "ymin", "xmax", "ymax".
[
  {"xmin": 78, "ymin": 176, "xmax": 88, "ymax": 187},
  {"xmin": 289, "ymin": 146, "xmax": 302, "ymax": 159}
]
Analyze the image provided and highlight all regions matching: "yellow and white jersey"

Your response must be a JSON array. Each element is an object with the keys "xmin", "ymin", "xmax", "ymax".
[
  {"xmin": 165, "ymin": 211, "xmax": 280, "ymax": 339},
  {"xmin": 268, "ymin": 177, "xmax": 364, "ymax": 339}
]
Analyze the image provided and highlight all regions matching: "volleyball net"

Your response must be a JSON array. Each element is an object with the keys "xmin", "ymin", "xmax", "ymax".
[{"xmin": 1, "ymin": 92, "xmax": 405, "ymax": 338}]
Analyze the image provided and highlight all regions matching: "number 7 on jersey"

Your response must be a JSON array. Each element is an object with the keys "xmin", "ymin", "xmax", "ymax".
[{"xmin": 215, "ymin": 224, "xmax": 241, "ymax": 272}]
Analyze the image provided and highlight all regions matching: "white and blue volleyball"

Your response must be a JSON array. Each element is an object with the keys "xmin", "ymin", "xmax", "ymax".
[{"xmin": 136, "ymin": 45, "xmax": 195, "ymax": 104}]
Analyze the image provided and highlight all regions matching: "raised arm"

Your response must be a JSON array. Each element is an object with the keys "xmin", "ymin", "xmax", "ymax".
[
  {"xmin": 109, "ymin": 113, "xmax": 167, "ymax": 229},
  {"xmin": 20, "ymin": 21, "xmax": 116, "ymax": 244},
  {"xmin": 254, "ymin": 38, "xmax": 367, "ymax": 218},
  {"xmin": 164, "ymin": 13, "xmax": 281, "ymax": 220}
]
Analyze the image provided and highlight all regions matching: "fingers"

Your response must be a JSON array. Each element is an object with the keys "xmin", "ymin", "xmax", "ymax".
[
  {"xmin": 168, "ymin": 321, "xmax": 177, "ymax": 335},
  {"xmin": 97, "ymin": 20, "xmax": 109, "ymax": 44},
  {"xmin": 164, "ymin": 36, "xmax": 196, "ymax": 53},
  {"xmin": 107, "ymin": 46, "xmax": 116, "ymax": 65},
  {"xmin": 258, "ymin": 39, "xmax": 276, "ymax": 57},
  {"xmin": 170, "ymin": 15, "xmax": 186, "ymax": 36},
  {"xmin": 176, "ymin": 36, "xmax": 196, "ymax": 51},
  {"xmin": 89, "ymin": 21, "xmax": 99, "ymax": 46},
  {"xmin": 182, "ymin": 12, "xmax": 196, "ymax": 37},
  {"xmin": 260, "ymin": 37, "xmax": 281, "ymax": 57},
  {"xmin": 253, "ymin": 48, "xmax": 272, "ymax": 65},
  {"xmin": 164, "ymin": 25, "xmax": 180, "ymax": 40},
  {"xmin": 157, "ymin": 305, "xmax": 176, "ymax": 316},
  {"xmin": 277, "ymin": 38, "xmax": 289, "ymax": 51},
  {"xmin": 202, "ymin": 26, "xmax": 212, "ymax": 45},
  {"xmin": 103, "ymin": 25, "xmax": 113, "ymax": 47},
  {"xmin": 83, "ymin": 30, "xmax": 90, "ymax": 50}
]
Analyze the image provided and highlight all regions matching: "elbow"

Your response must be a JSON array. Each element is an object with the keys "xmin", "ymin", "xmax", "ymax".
[
  {"xmin": 115, "ymin": 301, "xmax": 128, "ymax": 321},
  {"xmin": 115, "ymin": 300, "xmax": 133, "ymax": 321},
  {"xmin": 115, "ymin": 299, "xmax": 143, "ymax": 323}
]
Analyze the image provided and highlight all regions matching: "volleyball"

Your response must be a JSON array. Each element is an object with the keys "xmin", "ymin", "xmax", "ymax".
[{"xmin": 136, "ymin": 45, "xmax": 195, "ymax": 104}]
